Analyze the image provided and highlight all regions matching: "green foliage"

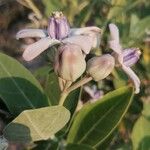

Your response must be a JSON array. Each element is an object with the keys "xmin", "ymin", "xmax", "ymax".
[
  {"xmin": 67, "ymin": 86, "xmax": 133, "ymax": 148},
  {"xmin": 0, "ymin": 53, "xmax": 49, "ymax": 116},
  {"xmin": 4, "ymin": 106, "xmax": 70, "ymax": 143},
  {"xmin": 44, "ymin": 71, "xmax": 61, "ymax": 105},
  {"xmin": 131, "ymin": 102, "xmax": 150, "ymax": 150},
  {"xmin": 66, "ymin": 143, "xmax": 95, "ymax": 150}
]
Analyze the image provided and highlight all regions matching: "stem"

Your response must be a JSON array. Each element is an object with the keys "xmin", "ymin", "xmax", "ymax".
[
  {"xmin": 59, "ymin": 76, "xmax": 92, "ymax": 106},
  {"xmin": 66, "ymin": 76, "xmax": 92, "ymax": 93},
  {"xmin": 59, "ymin": 92, "xmax": 68, "ymax": 106}
]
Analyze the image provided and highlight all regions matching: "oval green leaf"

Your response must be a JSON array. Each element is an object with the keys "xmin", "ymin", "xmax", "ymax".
[
  {"xmin": 67, "ymin": 86, "xmax": 133, "ymax": 148},
  {"xmin": 4, "ymin": 106, "xmax": 70, "ymax": 142},
  {"xmin": 0, "ymin": 53, "xmax": 49, "ymax": 116}
]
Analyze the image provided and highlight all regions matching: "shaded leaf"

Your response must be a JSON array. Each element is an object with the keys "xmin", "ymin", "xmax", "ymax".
[
  {"xmin": 4, "ymin": 106, "xmax": 70, "ymax": 142},
  {"xmin": 45, "ymin": 72, "xmax": 61, "ymax": 105},
  {"xmin": 0, "ymin": 53, "xmax": 49, "ymax": 116},
  {"xmin": 64, "ymin": 88, "xmax": 81, "ymax": 116},
  {"xmin": 67, "ymin": 86, "xmax": 133, "ymax": 148},
  {"xmin": 66, "ymin": 143, "xmax": 95, "ymax": 150}
]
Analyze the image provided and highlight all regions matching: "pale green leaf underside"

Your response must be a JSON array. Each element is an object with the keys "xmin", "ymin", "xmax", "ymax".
[{"xmin": 4, "ymin": 106, "xmax": 70, "ymax": 142}]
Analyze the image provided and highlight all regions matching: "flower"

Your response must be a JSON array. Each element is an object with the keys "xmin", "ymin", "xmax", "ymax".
[
  {"xmin": 84, "ymin": 85, "xmax": 103, "ymax": 102},
  {"xmin": 108, "ymin": 23, "xmax": 141, "ymax": 94},
  {"xmin": 86, "ymin": 54, "xmax": 115, "ymax": 81},
  {"xmin": 54, "ymin": 43, "xmax": 86, "ymax": 81},
  {"xmin": 16, "ymin": 11, "xmax": 101, "ymax": 61}
]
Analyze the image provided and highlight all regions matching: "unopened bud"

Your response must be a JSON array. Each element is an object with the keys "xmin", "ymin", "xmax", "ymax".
[
  {"xmin": 87, "ymin": 54, "xmax": 115, "ymax": 81},
  {"xmin": 122, "ymin": 48, "xmax": 141, "ymax": 67},
  {"xmin": 48, "ymin": 11, "xmax": 70, "ymax": 40},
  {"xmin": 54, "ymin": 43, "xmax": 86, "ymax": 81}
]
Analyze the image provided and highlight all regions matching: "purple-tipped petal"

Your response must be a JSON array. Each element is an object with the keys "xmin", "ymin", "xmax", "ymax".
[
  {"xmin": 84, "ymin": 85, "xmax": 101, "ymax": 100},
  {"xmin": 122, "ymin": 65, "xmax": 140, "ymax": 94},
  {"xmin": 23, "ymin": 37, "xmax": 60, "ymax": 61},
  {"xmin": 122, "ymin": 48, "xmax": 141, "ymax": 67},
  {"xmin": 108, "ymin": 23, "xmax": 122, "ymax": 54},
  {"xmin": 16, "ymin": 29, "xmax": 47, "ymax": 39},
  {"xmin": 62, "ymin": 35, "xmax": 93, "ymax": 54}
]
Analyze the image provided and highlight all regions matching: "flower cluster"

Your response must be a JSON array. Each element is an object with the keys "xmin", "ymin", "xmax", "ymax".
[{"xmin": 16, "ymin": 11, "xmax": 141, "ymax": 94}]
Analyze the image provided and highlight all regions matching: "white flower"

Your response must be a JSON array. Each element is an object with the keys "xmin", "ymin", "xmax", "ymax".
[
  {"xmin": 16, "ymin": 11, "xmax": 101, "ymax": 61},
  {"xmin": 108, "ymin": 23, "xmax": 141, "ymax": 94}
]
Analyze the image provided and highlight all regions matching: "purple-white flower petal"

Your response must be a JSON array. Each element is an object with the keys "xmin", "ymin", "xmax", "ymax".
[
  {"xmin": 122, "ymin": 65, "xmax": 140, "ymax": 94},
  {"xmin": 23, "ymin": 37, "xmax": 60, "ymax": 61},
  {"xmin": 16, "ymin": 29, "xmax": 47, "ymax": 39},
  {"xmin": 108, "ymin": 23, "xmax": 122, "ymax": 54},
  {"xmin": 70, "ymin": 26, "xmax": 101, "ymax": 36},
  {"xmin": 70, "ymin": 27, "xmax": 101, "ymax": 48},
  {"xmin": 62, "ymin": 35, "xmax": 93, "ymax": 54}
]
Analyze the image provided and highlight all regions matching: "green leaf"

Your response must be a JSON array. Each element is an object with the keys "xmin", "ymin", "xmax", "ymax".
[
  {"xmin": 4, "ymin": 106, "xmax": 70, "ymax": 143},
  {"xmin": 67, "ymin": 86, "xmax": 133, "ymax": 148},
  {"xmin": 142, "ymin": 102, "xmax": 150, "ymax": 119},
  {"xmin": 64, "ymin": 88, "xmax": 81, "ymax": 116},
  {"xmin": 0, "ymin": 53, "xmax": 49, "ymax": 116},
  {"xmin": 131, "ymin": 116, "xmax": 150, "ymax": 150},
  {"xmin": 66, "ymin": 143, "xmax": 95, "ymax": 150},
  {"xmin": 129, "ymin": 14, "xmax": 139, "ymax": 37},
  {"xmin": 130, "ymin": 16, "xmax": 150, "ymax": 39},
  {"xmin": 45, "ymin": 72, "xmax": 61, "ymax": 105}
]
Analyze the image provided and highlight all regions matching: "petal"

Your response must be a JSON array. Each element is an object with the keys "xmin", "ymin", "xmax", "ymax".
[
  {"xmin": 16, "ymin": 29, "xmax": 47, "ymax": 39},
  {"xmin": 108, "ymin": 23, "xmax": 122, "ymax": 54},
  {"xmin": 63, "ymin": 35, "xmax": 93, "ymax": 54},
  {"xmin": 23, "ymin": 37, "xmax": 60, "ymax": 61},
  {"xmin": 70, "ymin": 27, "xmax": 101, "ymax": 48},
  {"xmin": 122, "ymin": 65, "xmax": 140, "ymax": 94},
  {"xmin": 70, "ymin": 26, "xmax": 101, "ymax": 36},
  {"xmin": 122, "ymin": 48, "xmax": 141, "ymax": 67},
  {"xmin": 84, "ymin": 86, "xmax": 95, "ymax": 98},
  {"xmin": 109, "ymin": 24, "xmax": 120, "ymax": 42}
]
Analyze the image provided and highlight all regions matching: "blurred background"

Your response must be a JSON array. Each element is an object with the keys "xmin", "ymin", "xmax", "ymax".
[{"xmin": 0, "ymin": 0, "xmax": 150, "ymax": 149}]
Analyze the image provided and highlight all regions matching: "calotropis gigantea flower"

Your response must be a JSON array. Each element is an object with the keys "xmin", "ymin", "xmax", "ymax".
[
  {"xmin": 54, "ymin": 43, "xmax": 86, "ymax": 81},
  {"xmin": 16, "ymin": 11, "xmax": 101, "ymax": 61},
  {"xmin": 108, "ymin": 23, "xmax": 141, "ymax": 94}
]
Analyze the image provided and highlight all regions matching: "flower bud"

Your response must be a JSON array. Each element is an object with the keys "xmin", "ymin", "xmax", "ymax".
[
  {"xmin": 54, "ymin": 43, "xmax": 86, "ymax": 81},
  {"xmin": 48, "ymin": 11, "xmax": 70, "ymax": 40},
  {"xmin": 122, "ymin": 48, "xmax": 141, "ymax": 67},
  {"xmin": 87, "ymin": 54, "xmax": 115, "ymax": 81}
]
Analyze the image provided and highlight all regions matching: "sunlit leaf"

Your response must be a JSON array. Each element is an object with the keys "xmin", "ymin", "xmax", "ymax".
[{"xmin": 4, "ymin": 106, "xmax": 70, "ymax": 142}]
